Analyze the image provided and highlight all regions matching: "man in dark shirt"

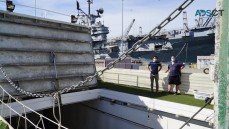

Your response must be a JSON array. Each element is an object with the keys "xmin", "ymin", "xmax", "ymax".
[
  {"xmin": 148, "ymin": 56, "xmax": 162, "ymax": 93},
  {"xmin": 165, "ymin": 56, "xmax": 184, "ymax": 94}
]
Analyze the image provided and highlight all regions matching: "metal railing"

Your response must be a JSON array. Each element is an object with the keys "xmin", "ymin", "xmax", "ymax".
[
  {"xmin": 179, "ymin": 97, "xmax": 214, "ymax": 129},
  {"xmin": 0, "ymin": 0, "xmax": 72, "ymax": 22},
  {"xmin": 100, "ymin": 72, "xmax": 151, "ymax": 88},
  {"xmin": 98, "ymin": 69, "xmax": 215, "ymax": 95}
]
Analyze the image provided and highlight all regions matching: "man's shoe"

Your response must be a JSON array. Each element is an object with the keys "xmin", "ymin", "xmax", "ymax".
[
  {"xmin": 174, "ymin": 92, "xmax": 181, "ymax": 95},
  {"xmin": 168, "ymin": 92, "xmax": 173, "ymax": 94}
]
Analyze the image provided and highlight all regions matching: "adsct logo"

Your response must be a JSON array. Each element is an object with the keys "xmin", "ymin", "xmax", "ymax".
[{"xmin": 195, "ymin": 9, "xmax": 224, "ymax": 16}]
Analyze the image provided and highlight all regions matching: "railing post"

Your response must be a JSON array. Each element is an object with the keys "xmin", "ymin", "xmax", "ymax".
[
  {"xmin": 118, "ymin": 73, "xmax": 119, "ymax": 84},
  {"xmin": 136, "ymin": 75, "xmax": 139, "ymax": 87}
]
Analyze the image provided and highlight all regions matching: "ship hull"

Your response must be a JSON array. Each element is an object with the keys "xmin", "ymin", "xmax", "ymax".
[{"xmin": 108, "ymin": 34, "xmax": 215, "ymax": 63}]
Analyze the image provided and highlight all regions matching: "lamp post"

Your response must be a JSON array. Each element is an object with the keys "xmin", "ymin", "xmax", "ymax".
[
  {"xmin": 35, "ymin": 0, "xmax": 36, "ymax": 17},
  {"xmin": 121, "ymin": 0, "xmax": 124, "ymax": 54}
]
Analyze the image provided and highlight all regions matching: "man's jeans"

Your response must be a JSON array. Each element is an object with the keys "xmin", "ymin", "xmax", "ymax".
[{"xmin": 150, "ymin": 74, "xmax": 159, "ymax": 92}]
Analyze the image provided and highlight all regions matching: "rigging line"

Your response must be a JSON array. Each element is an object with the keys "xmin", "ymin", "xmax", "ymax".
[
  {"xmin": 36, "ymin": 116, "xmax": 46, "ymax": 129},
  {"xmin": 203, "ymin": 8, "xmax": 216, "ymax": 27},
  {"xmin": 51, "ymin": 52, "xmax": 62, "ymax": 108},
  {"xmin": 9, "ymin": 96, "xmax": 12, "ymax": 125},
  {"xmin": 23, "ymin": 106, "xmax": 28, "ymax": 129},
  {"xmin": 0, "ymin": 1, "xmax": 71, "ymax": 17},
  {"xmin": 176, "ymin": 43, "xmax": 187, "ymax": 58},
  {"xmin": 53, "ymin": 94, "xmax": 62, "ymax": 129},
  {"xmin": 1, "ymin": 91, "xmax": 5, "ymax": 116},
  {"xmin": 41, "ymin": 117, "xmax": 46, "ymax": 129},
  {"xmin": 16, "ymin": 115, "xmax": 21, "ymax": 129},
  {"xmin": 0, "ymin": 85, "xmax": 68, "ymax": 129},
  {"xmin": 185, "ymin": 43, "xmax": 189, "ymax": 63},
  {"xmin": 17, "ymin": 3, "xmax": 71, "ymax": 17},
  {"xmin": 36, "ymin": 117, "xmax": 42, "ymax": 128},
  {"xmin": 53, "ymin": 95, "xmax": 58, "ymax": 122},
  {"xmin": 0, "ymin": 99, "xmax": 41, "ymax": 129},
  {"xmin": 161, "ymin": 49, "xmax": 168, "ymax": 62},
  {"xmin": 3, "ymin": 95, "xmax": 11, "ymax": 119}
]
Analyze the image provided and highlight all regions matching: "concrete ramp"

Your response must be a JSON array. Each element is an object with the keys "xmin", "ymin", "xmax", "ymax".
[{"xmin": 0, "ymin": 11, "xmax": 97, "ymax": 96}]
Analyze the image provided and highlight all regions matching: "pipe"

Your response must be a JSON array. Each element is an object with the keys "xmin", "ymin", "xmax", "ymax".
[{"xmin": 217, "ymin": 0, "xmax": 228, "ymax": 128}]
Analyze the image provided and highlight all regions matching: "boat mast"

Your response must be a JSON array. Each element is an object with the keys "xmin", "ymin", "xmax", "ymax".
[{"xmin": 87, "ymin": 0, "xmax": 92, "ymax": 16}]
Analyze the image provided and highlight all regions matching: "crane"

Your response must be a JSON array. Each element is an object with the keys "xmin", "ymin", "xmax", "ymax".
[{"xmin": 122, "ymin": 19, "xmax": 135, "ymax": 41}]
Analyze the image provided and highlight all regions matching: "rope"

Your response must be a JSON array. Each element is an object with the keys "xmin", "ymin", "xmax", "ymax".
[
  {"xmin": 53, "ymin": 93, "xmax": 62, "ymax": 129},
  {"xmin": 16, "ymin": 115, "xmax": 20, "ymax": 129},
  {"xmin": 176, "ymin": 43, "xmax": 187, "ymax": 58},
  {"xmin": 0, "ymin": 91, "xmax": 4, "ymax": 116},
  {"xmin": 0, "ymin": 85, "xmax": 68, "ymax": 129},
  {"xmin": 35, "ymin": 115, "xmax": 46, "ymax": 129},
  {"xmin": 185, "ymin": 43, "xmax": 188, "ymax": 63},
  {"xmin": 8, "ymin": 96, "xmax": 12, "ymax": 125},
  {"xmin": 23, "ymin": 107, "xmax": 28, "ymax": 129},
  {"xmin": 0, "ymin": 99, "xmax": 40, "ymax": 128}
]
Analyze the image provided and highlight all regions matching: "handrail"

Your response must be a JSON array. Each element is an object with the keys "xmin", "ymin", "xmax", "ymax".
[
  {"xmin": 179, "ymin": 97, "xmax": 214, "ymax": 129},
  {"xmin": 99, "ymin": 71, "xmax": 215, "ymax": 99},
  {"xmin": 0, "ymin": 1, "xmax": 71, "ymax": 20}
]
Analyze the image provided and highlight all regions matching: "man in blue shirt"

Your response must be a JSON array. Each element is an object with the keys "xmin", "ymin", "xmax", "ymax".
[
  {"xmin": 165, "ymin": 56, "xmax": 185, "ymax": 95},
  {"xmin": 148, "ymin": 56, "xmax": 162, "ymax": 93}
]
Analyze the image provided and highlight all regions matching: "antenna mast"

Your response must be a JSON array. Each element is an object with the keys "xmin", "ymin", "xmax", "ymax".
[{"xmin": 87, "ymin": 0, "xmax": 93, "ymax": 16}]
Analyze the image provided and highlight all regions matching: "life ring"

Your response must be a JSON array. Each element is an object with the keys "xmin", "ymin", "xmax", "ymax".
[{"xmin": 203, "ymin": 68, "xmax": 209, "ymax": 74}]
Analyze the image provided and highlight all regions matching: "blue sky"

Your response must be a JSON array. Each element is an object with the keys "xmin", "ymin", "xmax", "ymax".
[{"xmin": 0, "ymin": 0, "xmax": 216, "ymax": 38}]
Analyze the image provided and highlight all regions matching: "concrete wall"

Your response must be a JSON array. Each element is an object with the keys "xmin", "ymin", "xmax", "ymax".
[
  {"xmin": 97, "ymin": 67, "xmax": 214, "ymax": 95},
  {"xmin": 61, "ymin": 99, "xmax": 212, "ymax": 129},
  {"xmin": 0, "ymin": 11, "xmax": 97, "ymax": 96}
]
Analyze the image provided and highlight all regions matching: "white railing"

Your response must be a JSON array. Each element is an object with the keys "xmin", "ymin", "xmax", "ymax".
[
  {"xmin": 98, "ymin": 68, "xmax": 215, "ymax": 95},
  {"xmin": 100, "ymin": 72, "xmax": 145, "ymax": 87}
]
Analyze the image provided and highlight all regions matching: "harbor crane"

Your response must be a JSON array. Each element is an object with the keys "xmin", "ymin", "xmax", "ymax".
[{"xmin": 123, "ymin": 19, "xmax": 135, "ymax": 41}]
